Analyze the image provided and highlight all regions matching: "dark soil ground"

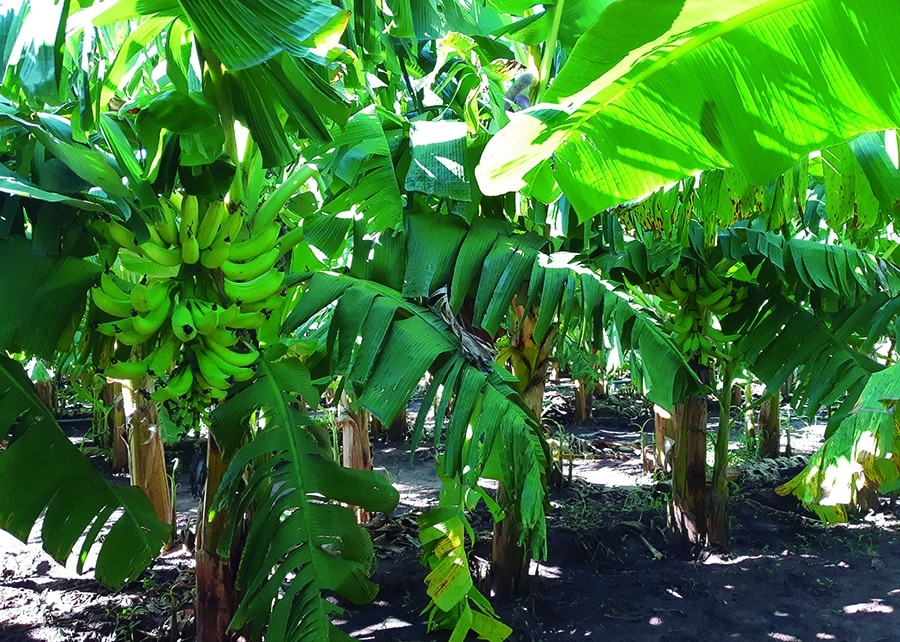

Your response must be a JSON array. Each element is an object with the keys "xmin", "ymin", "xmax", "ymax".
[{"xmin": 2, "ymin": 385, "xmax": 899, "ymax": 641}]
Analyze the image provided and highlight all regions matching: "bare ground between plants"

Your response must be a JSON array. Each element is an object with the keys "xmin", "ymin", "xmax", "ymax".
[{"xmin": 2, "ymin": 395, "xmax": 900, "ymax": 642}]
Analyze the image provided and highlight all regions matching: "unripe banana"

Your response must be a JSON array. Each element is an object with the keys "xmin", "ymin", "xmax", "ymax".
[
  {"xmin": 91, "ymin": 286, "xmax": 132, "ymax": 318},
  {"xmin": 668, "ymin": 278, "xmax": 688, "ymax": 300},
  {"xmin": 227, "ymin": 222, "xmax": 280, "ymax": 262},
  {"xmin": 699, "ymin": 269, "xmax": 722, "ymax": 292},
  {"xmin": 99, "ymin": 271, "xmax": 133, "ymax": 302},
  {"xmin": 196, "ymin": 342, "xmax": 255, "ymax": 381},
  {"xmin": 696, "ymin": 282, "xmax": 731, "ymax": 309},
  {"xmin": 105, "ymin": 220, "xmax": 138, "ymax": 250},
  {"xmin": 104, "ymin": 358, "xmax": 150, "ymax": 380},
  {"xmin": 150, "ymin": 365, "xmax": 194, "ymax": 402},
  {"xmin": 215, "ymin": 303, "xmax": 241, "ymax": 328},
  {"xmin": 131, "ymin": 291, "xmax": 174, "ymax": 336},
  {"xmin": 196, "ymin": 199, "xmax": 227, "ymax": 250},
  {"xmin": 685, "ymin": 272, "xmax": 698, "ymax": 293},
  {"xmin": 275, "ymin": 227, "xmax": 305, "ymax": 261},
  {"xmin": 221, "ymin": 246, "xmax": 280, "ymax": 282},
  {"xmin": 672, "ymin": 311, "xmax": 695, "ymax": 335},
  {"xmin": 199, "ymin": 239, "xmax": 230, "ymax": 271},
  {"xmin": 707, "ymin": 292, "xmax": 736, "ymax": 315},
  {"xmin": 94, "ymin": 317, "xmax": 151, "ymax": 346},
  {"xmin": 171, "ymin": 301, "xmax": 198, "ymax": 342},
  {"xmin": 223, "ymin": 309, "xmax": 267, "ymax": 330},
  {"xmin": 131, "ymin": 280, "xmax": 172, "ymax": 313},
  {"xmin": 238, "ymin": 291, "xmax": 285, "ymax": 313},
  {"xmin": 207, "ymin": 327, "xmax": 239, "ymax": 347},
  {"xmin": 137, "ymin": 240, "xmax": 184, "ymax": 267},
  {"xmin": 187, "ymin": 299, "xmax": 219, "ymax": 336},
  {"xmin": 145, "ymin": 333, "xmax": 181, "ymax": 376},
  {"xmin": 223, "ymin": 268, "xmax": 285, "ymax": 305},
  {"xmin": 192, "ymin": 345, "xmax": 235, "ymax": 390},
  {"xmin": 180, "ymin": 195, "xmax": 200, "ymax": 246},
  {"xmin": 201, "ymin": 335, "xmax": 258, "ymax": 368},
  {"xmin": 181, "ymin": 234, "xmax": 200, "ymax": 265},
  {"xmin": 155, "ymin": 200, "xmax": 180, "ymax": 246}
]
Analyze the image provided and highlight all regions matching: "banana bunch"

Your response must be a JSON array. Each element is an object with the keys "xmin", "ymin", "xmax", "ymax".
[
  {"xmin": 88, "ymin": 191, "xmax": 291, "ymax": 406},
  {"xmin": 647, "ymin": 266, "xmax": 748, "ymax": 365}
]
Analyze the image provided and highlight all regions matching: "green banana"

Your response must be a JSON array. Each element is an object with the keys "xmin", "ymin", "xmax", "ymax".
[
  {"xmin": 239, "ymin": 291, "xmax": 285, "ymax": 313},
  {"xmin": 145, "ymin": 333, "xmax": 181, "ymax": 376},
  {"xmin": 221, "ymin": 246, "xmax": 280, "ymax": 282},
  {"xmin": 130, "ymin": 280, "xmax": 171, "ymax": 313},
  {"xmin": 197, "ymin": 342, "xmax": 255, "ymax": 381},
  {"xmin": 196, "ymin": 199, "xmax": 227, "ymax": 250},
  {"xmin": 207, "ymin": 327, "xmax": 239, "ymax": 347},
  {"xmin": 671, "ymin": 311, "xmax": 696, "ymax": 335},
  {"xmin": 188, "ymin": 299, "xmax": 219, "ymax": 336},
  {"xmin": 155, "ymin": 200, "xmax": 180, "ymax": 246},
  {"xmin": 150, "ymin": 365, "xmax": 194, "ymax": 402},
  {"xmin": 227, "ymin": 222, "xmax": 280, "ymax": 262},
  {"xmin": 685, "ymin": 271, "xmax": 698, "ymax": 293},
  {"xmin": 651, "ymin": 278, "xmax": 677, "ymax": 302},
  {"xmin": 137, "ymin": 240, "xmax": 184, "ymax": 267},
  {"xmin": 94, "ymin": 317, "xmax": 151, "ymax": 346},
  {"xmin": 202, "ymin": 335, "xmax": 258, "ymax": 368},
  {"xmin": 199, "ymin": 237, "xmax": 230, "ymax": 269},
  {"xmin": 700, "ymin": 270, "xmax": 725, "ymax": 293},
  {"xmin": 215, "ymin": 303, "xmax": 240, "ymax": 328},
  {"xmin": 131, "ymin": 291, "xmax": 174, "ymax": 336},
  {"xmin": 181, "ymin": 233, "xmax": 200, "ymax": 265},
  {"xmin": 180, "ymin": 195, "xmax": 200, "ymax": 245},
  {"xmin": 91, "ymin": 285, "xmax": 132, "ymax": 318},
  {"xmin": 105, "ymin": 220, "xmax": 138, "ymax": 250},
  {"xmin": 707, "ymin": 293, "xmax": 737, "ymax": 315},
  {"xmin": 171, "ymin": 301, "xmax": 198, "ymax": 342},
  {"xmin": 192, "ymin": 344, "xmax": 235, "ymax": 389},
  {"xmin": 99, "ymin": 271, "xmax": 133, "ymax": 302},
  {"xmin": 696, "ymin": 281, "xmax": 732, "ymax": 308},
  {"xmin": 658, "ymin": 300, "xmax": 681, "ymax": 315},
  {"xmin": 223, "ymin": 309, "xmax": 267, "ymax": 330},
  {"xmin": 668, "ymin": 277, "xmax": 688, "ymax": 300},
  {"xmin": 223, "ymin": 268, "xmax": 285, "ymax": 305},
  {"xmin": 275, "ymin": 226, "xmax": 305, "ymax": 261},
  {"xmin": 104, "ymin": 358, "xmax": 150, "ymax": 380}
]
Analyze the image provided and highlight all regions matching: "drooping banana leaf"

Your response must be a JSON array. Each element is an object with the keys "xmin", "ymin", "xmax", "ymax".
[
  {"xmin": 90, "ymin": 0, "xmax": 351, "ymax": 166},
  {"xmin": 777, "ymin": 362, "xmax": 900, "ymax": 522},
  {"xmin": 0, "ymin": 236, "xmax": 100, "ymax": 359},
  {"xmin": 212, "ymin": 351, "xmax": 399, "ymax": 641},
  {"xmin": 477, "ymin": 0, "xmax": 900, "ymax": 219},
  {"xmin": 727, "ymin": 290, "xmax": 883, "ymax": 422},
  {"xmin": 0, "ymin": 355, "xmax": 170, "ymax": 588},
  {"xmin": 719, "ymin": 223, "xmax": 900, "ymax": 308}
]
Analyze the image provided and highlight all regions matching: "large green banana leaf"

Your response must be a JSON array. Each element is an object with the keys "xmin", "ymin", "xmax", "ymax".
[
  {"xmin": 90, "ymin": 0, "xmax": 351, "ymax": 167},
  {"xmin": 0, "ymin": 355, "xmax": 170, "ymax": 588},
  {"xmin": 211, "ymin": 350, "xmax": 399, "ymax": 641},
  {"xmin": 477, "ymin": 0, "xmax": 900, "ymax": 219},
  {"xmin": 0, "ymin": 236, "xmax": 100, "ymax": 359}
]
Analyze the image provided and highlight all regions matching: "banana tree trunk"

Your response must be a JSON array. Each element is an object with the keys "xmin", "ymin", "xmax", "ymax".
[
  {"xmin": 654, "ymin": 404, "xmax": 674, "ymax": 473},
  {"xmin": 573, "ymin": 378, "xmax": 592, "ymax": 423},
  {"xmin": 708, "ymin": 363, "xmax": 736, "ymax": 548},
  {"xmin": 668, "ymin": 378, "xmax": 708, "ymax": 553},
  {"xmin": 195, "ymin": 434, "xmax": 243, "ymax": 642},
  {"xmin": 338, "ymin": 395, "xmax": 373, "ymax": 523},
  {"xmin": 117, "ymin": 377, "xmax": 172, "ymax": 530},
  {"xmin": 758, "ymin": 390, "xmax": 781, "ymax": 459},
  {"xmin": 492, "ymin": 309, "xmax": 552, "ymax": 597},
  {"xmin": 101, "ymin": 381, "xmax": 129, "ymax": 471}
]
